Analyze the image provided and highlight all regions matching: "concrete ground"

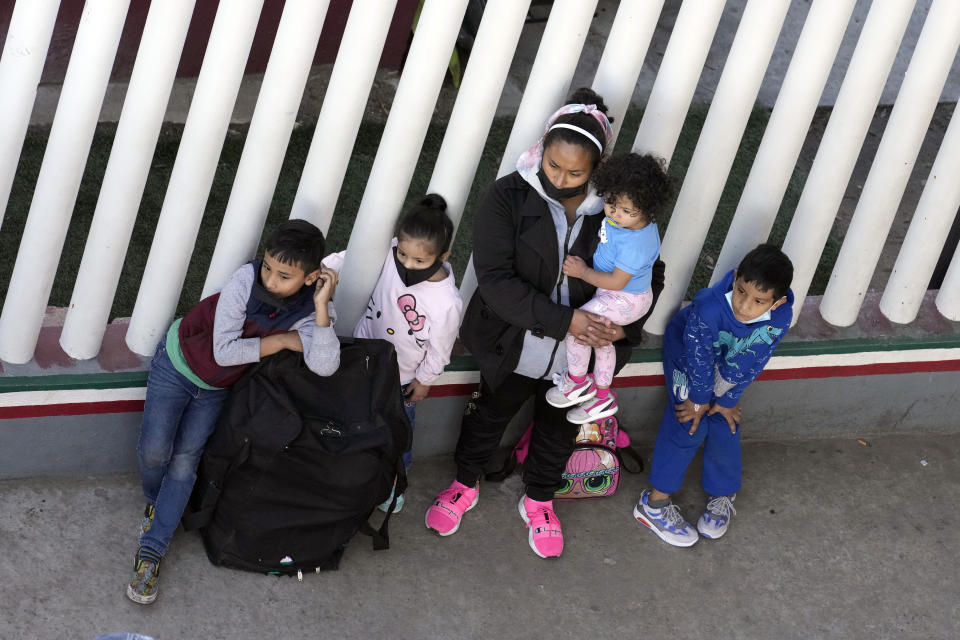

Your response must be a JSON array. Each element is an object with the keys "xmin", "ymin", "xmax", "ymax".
[
  {"xmin": 6, "ymin": 3, "xmax": 959, "ymax": 638},
  {"xmin": 2, "ymin": 431, "xmax": 958, "ymax": 640}
]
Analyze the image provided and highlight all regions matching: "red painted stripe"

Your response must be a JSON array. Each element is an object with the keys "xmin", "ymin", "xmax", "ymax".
[
  {"xmin": 612, "ymin": 375, "xmax": 664, "ymax": 388},
  {"xmin": 428, "ymin": 382, "xmax": 479, "ymax": 398},
  {"xmin": 0, "ymin": 400, "xmax": 145, "ymax": 420},
  {"xmin": 5, "ymin": 358, "xmax": 960, "ymax": 418},
  {"xmin": 757, "ymin": 359, "xmax": 960, "ymax": 380}
]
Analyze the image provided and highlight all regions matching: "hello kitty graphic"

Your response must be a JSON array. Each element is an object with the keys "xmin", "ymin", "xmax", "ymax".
[
  {"xmin": 397, "ymin": 294, "xmax": 427, "ymax": 347},
  {"xmin": 362, "ymin": 294, "xmax": 428, "ymax": 347}
]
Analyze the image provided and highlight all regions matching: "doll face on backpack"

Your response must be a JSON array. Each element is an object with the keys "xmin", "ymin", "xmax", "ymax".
[{"xmin": 556, "ymin": 448, "xmax": 618, "ymax": 498}]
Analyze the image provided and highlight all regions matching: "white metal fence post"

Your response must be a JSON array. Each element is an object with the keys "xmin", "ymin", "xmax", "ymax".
[
  {"xmin": 590, "ymin": 0, "xmax": 664, "ymax": 147},
  {"xmin": 334, "ymin": 0, "xmax": 469, "ymax": 334},
  {"xmin": 631, "ymin": 0, "xmax": 725, "ymax": 165},
  {"xmin": 202, "ymin": 0, "xmax": 333, "ymax": 297},
  {"xmin": 494, "ymin": 0, "xmax": 600, "ymax": 180},
  {"xmin": 820, "ymin": 0, "xmax": 960, "ymax": 327},
  {"xmin": 460, "ymin": 0, "xmax": 599, "ymax": 307},
  {"xmin": 884, "ymin": 101, "xmax": 960, "ymax": 322},
  {"xmin": 125, "ymin": 1, "xmax": 266, "ymax": 356},
  {"xmin": 643, "ymin": 0, "xmax": 792, "ymax": 335},
  {"xmin": 935, "ymin": 213, "xmax": 960, "ymax": 321},
  {"xmin": 780, "ymin": 0, "xmax": 916, "ymax": 325},
  {"xmin": 0, "ymin": 0, "xmax": 59, "ymax": 230},
  {"xmin": 426, "ymin": 0, "xmax": 531, "ymax": 235},
  {"xmin": 60, "ymin": 0, "xmax": 197, "ymax": 360},
  {"xmin": 289, "ymin": 0, "xmax": 398, "ymax": 234},
  {"xmin": 0, "ymin": 0, "xmax": 132, "ymax": 365},
  {"xmin": 711, "ymin": 0, "xmax": 857, "ymax": 284}
]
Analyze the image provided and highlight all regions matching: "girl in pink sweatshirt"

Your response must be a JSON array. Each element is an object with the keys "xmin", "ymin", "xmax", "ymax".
[{"xmin": 323, "ymin": 194, "xmax": 463, "ymax": 511}]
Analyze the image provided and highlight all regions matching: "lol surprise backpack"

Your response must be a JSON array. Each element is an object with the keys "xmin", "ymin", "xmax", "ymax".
[{"xmin": 486, "ymin": 416, "xmax": 643, "ymax": 499}]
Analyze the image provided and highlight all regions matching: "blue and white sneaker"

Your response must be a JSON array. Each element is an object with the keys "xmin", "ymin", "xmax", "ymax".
[
  {"xmin": 377, "ymin": 485, "xmax": 405, "ymax": 514},
  {"xmin": 697, "ymin": 495, "xmax": 736, "ymax": 539},
  {"xmin": 633, "ymin": 489, "xmax": 699, "ymax": 547}
]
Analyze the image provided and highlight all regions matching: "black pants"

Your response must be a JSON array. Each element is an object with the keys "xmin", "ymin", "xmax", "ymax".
[{"xmin": 454, "ymin": 373, "xmax": 579, "ymax": 501}]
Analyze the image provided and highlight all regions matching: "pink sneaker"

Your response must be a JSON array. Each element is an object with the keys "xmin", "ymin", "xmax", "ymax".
[
  {"xmin": 517, "ymin": 495, "xmax": 564, "ymax": 558},
  {"xmin": 425, "ymin": 480, "xmax": 479, "ymax": 536}
]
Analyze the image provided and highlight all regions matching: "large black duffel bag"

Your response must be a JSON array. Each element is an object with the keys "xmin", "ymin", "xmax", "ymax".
[{"xmin": 183, "ymin": 338, "xmax": 412, "ymax": 574}]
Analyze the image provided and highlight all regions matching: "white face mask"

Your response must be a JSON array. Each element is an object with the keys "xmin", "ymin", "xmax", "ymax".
[{"xmin": 725, "ymin": 291, "xmax": 772, "ymax": 324}]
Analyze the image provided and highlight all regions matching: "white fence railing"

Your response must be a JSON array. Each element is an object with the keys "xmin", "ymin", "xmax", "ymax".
[{"xmin": 0, "ymin": 0, "xmax": 958, "ymax": 365}]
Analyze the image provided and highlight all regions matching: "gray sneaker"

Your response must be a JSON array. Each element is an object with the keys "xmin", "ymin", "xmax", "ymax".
[
  {"xmin": 633, "ymin": 489, "xmax": 699, "ymax": 547},
  {"xmin": 545, "ymin": 372, "xmax": 596, "ymax": 408},
  {"xmin": 697, "ymin": 495, "xmax": 737, "ymax": 539}
]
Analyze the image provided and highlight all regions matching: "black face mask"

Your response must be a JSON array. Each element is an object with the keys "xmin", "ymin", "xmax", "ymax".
[
  {"xmin": 393, "ymin": 247, "xmax": 442, "ymax": 287},
  {"xmin": 538, "ymin": 166, "xmax": 587, "ymax": 200}
]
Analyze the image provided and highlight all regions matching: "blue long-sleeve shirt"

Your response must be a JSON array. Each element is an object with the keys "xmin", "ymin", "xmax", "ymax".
[{"xmin": 663, "ymin": 269, "xmax": 793, "ymax": 408}]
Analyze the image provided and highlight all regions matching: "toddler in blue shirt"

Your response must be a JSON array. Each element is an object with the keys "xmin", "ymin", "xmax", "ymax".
[{"xmin": 546, "ymin": 153, "xmax": 671, "ymax": 425}]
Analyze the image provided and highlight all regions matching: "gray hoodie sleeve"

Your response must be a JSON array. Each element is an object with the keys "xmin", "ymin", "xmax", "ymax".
[
  {"xmin": 212, "ymin": 264, "xmax": 262, "ymax": 367},
  {"xmin": 289, "ymin": 304, "xmax": 340, "ymax": 376}
]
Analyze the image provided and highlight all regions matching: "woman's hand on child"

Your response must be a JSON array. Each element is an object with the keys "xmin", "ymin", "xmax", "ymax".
[
  {"xmin": 569, "ymin": 310, "xmax": 611, "ymax": 346},
  {"xmin": 571, "ymin": 311, "xmax": 624, "ymax": 347},
  {"xmin": 675, "ymin": 399, "xmax": 710, "ymax": 435},
  {"xmin": 405, "ymin": 379, "xmax": 430, "ymax": 403},
  {"xmin": 562, "ymin": 255, "xmax": 588, "ymax": 279},
  {"xmin": 708, "ymin": 402, "xmax": 742, "ymax": 433}
]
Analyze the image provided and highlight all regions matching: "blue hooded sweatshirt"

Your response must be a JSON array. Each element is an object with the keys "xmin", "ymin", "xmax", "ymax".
[{"xmin": 663, "ymin": 269, "xmax": 793, "ymax": 408}]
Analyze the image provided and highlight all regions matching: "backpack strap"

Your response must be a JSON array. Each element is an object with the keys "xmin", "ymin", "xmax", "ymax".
[
  {"xmin": 484, "ymin": 422, "xmax": 534, "ymax": 482},
  {"xmin": 359, "ymin": 458, "xmax": 408, "ymax": 551},
  {"xmin": 614, "ymin": 426, "xmax": 645, "ymax": 473}
]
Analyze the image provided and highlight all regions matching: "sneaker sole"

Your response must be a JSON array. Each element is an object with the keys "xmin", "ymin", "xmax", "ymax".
[
  {"xmin": 633, "ymin": 504, "xmax": 698, "ymax": 548},
  {"xmin": 517, "ymin": 497, "xmax": 561, "ymax": 559},
  {"xmin": 566, "ymin": 404, "xmax": 619, "ymax": 424},
  {"xmin": 424, "ymin": 492, "xmax": 478, "ymax": 537},
  {"xmin": 697, "ymin": 521, "xmax": 728, "ymax": 540},
  {"xmin": 125, "ymin": 583, "xmax": 158, "ymax": 605}
]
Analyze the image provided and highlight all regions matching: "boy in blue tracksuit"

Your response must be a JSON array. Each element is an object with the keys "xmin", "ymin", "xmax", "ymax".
[{"xmin": 634, "ymin": 244, "xmax": 794, "ymax": 547}]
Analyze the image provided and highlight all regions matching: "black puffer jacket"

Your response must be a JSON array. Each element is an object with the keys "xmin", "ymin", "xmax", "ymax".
[{"xmin": 460, "ymin": 171, "xmax": 665, "ymax": 392}]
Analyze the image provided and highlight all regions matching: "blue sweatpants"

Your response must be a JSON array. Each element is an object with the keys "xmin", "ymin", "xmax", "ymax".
[{"xmin": 647, "ymin": 357, "xmax": 742, "ymax": 497}]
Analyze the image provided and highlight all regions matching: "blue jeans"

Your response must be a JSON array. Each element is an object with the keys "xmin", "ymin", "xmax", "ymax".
[
  {"xmin": 401, "ymin": 384, "xmax": 416, "ymax": 470},
  {"xmin": 138, "ymin": 343, "xmax": 228, "ymax": 556}
]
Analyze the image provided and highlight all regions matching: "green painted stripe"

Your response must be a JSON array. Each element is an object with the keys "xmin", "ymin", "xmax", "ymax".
[
  {"xmin": 772, "ymin": 335, "xmax": 960, "ymax": 357},
  {"xmin": 446, "ymin": 333, "xmax": 960, "ymax": 370},
  {"xmin": 0, "ymin": 371, "xmax": 149, "ymax": 393},
  {"xmin": 5, "ymin": 332, "xmax": 960, "ymax": 392}
]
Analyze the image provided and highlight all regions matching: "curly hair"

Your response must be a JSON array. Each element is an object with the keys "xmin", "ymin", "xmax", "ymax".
[{"xmin": 591, "ymin": 153, "xmax": 674, "ymax": 223}]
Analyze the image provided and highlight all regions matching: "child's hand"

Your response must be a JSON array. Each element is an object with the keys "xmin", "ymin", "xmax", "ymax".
[
  {"xmin": 674, "ymin": 399, "xmax": 709, "ymax": 435},
  {"xmin": 314, "ymin": 267, "xmax": 339, "ymax": 306},
  {"xmin": 708, "ymin": 402, "xmax": 742, "ymax": 434},
  {"xmin": 562, "ymin": 255, "xmax": 588, "ymax": 279},
  {"xmin": 405, "ymin": 379, "xmax": 430, "ymax": 403}
]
